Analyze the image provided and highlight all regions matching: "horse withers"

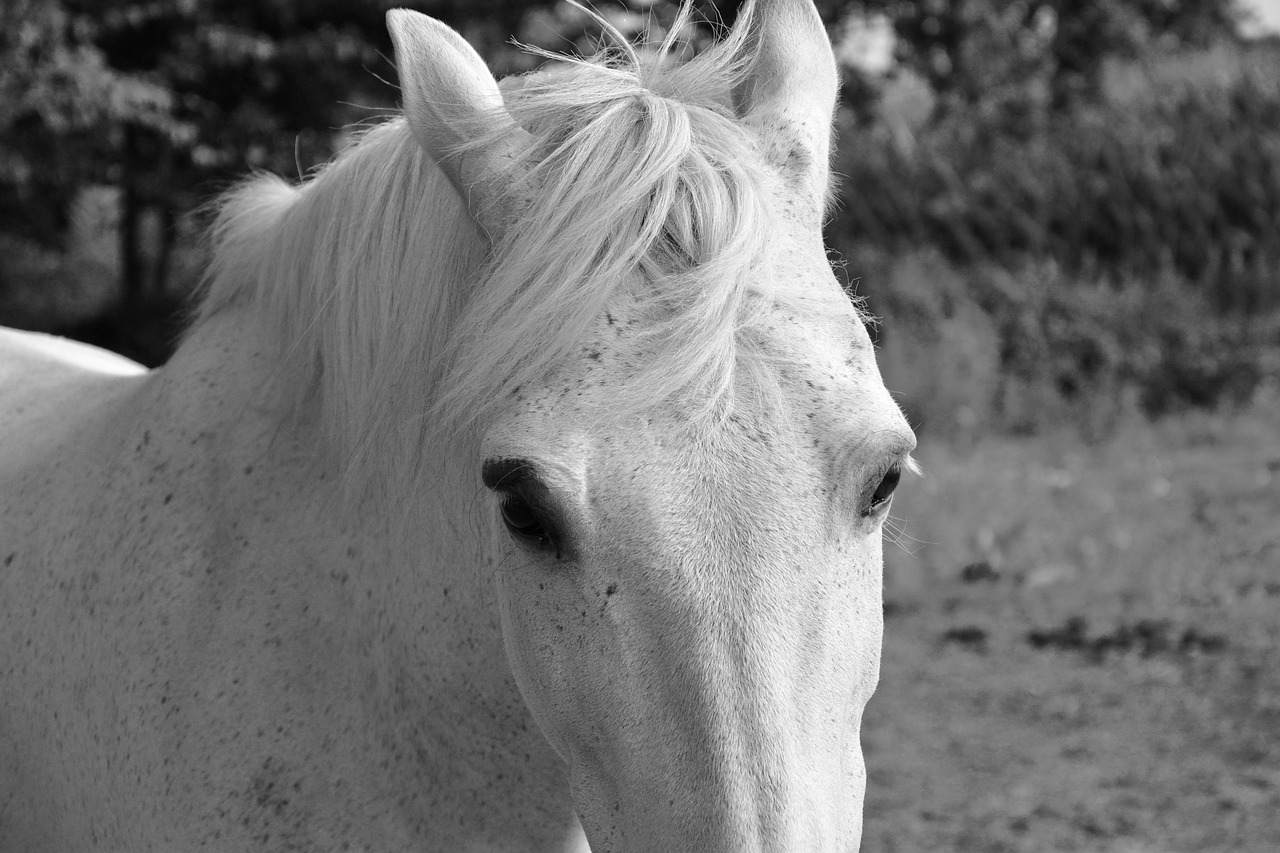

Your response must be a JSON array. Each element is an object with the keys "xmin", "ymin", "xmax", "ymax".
[{"xmin": 0, "ymin": 1, "xmax": 914, "ymax": 850}]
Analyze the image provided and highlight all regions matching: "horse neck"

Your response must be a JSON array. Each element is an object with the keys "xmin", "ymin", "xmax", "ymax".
[
  {"xmin": 200, "ymin": 119, "xmax": 488, "ymax": 503},
  {"xmin": 150, "ymin": 309, "xmax": 578, "ymax": 847},
  {"xmin": 185, "ymin": 118, "xmax": 503, "ymax": 698}
]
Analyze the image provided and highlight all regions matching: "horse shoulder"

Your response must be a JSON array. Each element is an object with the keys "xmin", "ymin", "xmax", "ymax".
[{"xmin": 0, "ymin": 330, "xmax": 150, "ymax": 848}]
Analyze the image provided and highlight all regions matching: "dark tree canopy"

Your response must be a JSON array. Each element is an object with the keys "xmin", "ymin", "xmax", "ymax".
[
  {"xmin": 844, "ymin": 0, "xmax": 1241, "ymax": 111},
  {"xmin": 0, "ymin": 0, "xmax": 1251, "ymax": 358}
]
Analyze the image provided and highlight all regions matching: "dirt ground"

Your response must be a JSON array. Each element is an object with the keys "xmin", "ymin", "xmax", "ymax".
[{"xmin": 862, "ymin": 394, "xmax": 1280, "ymax": 852}]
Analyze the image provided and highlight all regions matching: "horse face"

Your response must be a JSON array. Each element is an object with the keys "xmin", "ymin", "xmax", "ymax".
[
  {"xmin": 389, "ymin": 1, "xmax": 914, "ymax": 848},
  {"xmin": 479, "ymin": 243, "xmax": 913, "ymax": 852}
]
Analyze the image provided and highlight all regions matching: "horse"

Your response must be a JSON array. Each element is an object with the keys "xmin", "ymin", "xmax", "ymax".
[{"xmin": 0, "ymin": 1, "xmax": 914, "ymax": 850}]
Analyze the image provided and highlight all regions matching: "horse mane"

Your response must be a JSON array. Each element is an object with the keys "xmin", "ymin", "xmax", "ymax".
[{"xmin": 196, "ymin": 2, "xmax": 794, "ymax": 491}]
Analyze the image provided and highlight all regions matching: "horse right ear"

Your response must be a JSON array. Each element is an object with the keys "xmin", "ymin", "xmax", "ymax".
[
  {"xmin": 386, "ymin": 9, "xmax": 530, "ymax": 237},
  {"xmin": 730, "ymin": 0, "xmax": 839, "ymax": 218}
]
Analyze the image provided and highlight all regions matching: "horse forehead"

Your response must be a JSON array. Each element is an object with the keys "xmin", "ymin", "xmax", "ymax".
[
  {"xmin": 581, "ymin": 420, "xmax": 851, "ymax": 580},
  {"xmin": 535, "ymin": 291, "xmax": 883, "ymax": 437},
  {"xmin": 486, "ymin": 279, "xmax": 892, "ymax": 469},
  {"xmin": 598, "ymin": 288, "xmax": 878, "ymax": 407},
  {"xmin": 590, "ymin": 334, "xmax": 884, "ymax": 487}
]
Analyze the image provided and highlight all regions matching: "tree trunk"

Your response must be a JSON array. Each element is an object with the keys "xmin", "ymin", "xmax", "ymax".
[
  {"xmin": 150, "ymin": 204, "xmax": 175, "ymax": 296},
  {"xmin": 119, "ymin": 123, "xmax": 142, "ymax": 304}
]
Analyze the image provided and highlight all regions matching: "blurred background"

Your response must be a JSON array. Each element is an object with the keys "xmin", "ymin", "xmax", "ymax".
[
  {"xmin": 1, "ymin": 0, "xmax": 1277, "ymax": 421},
  {"xmin": 2, "ymin": 0, "xmax": 1277, "ymax": 850}
]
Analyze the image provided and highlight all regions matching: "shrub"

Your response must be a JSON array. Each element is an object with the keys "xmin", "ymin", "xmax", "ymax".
[
  {"xmin": 840, "ymin": 244, "xmax": 1274, "ymax": 440},
  {"xmin": 833, "ymin": 65, "xmax": 1280, "ymax": 314},
  {"xmin": 831, "ymin": 42, "xmax": 1280, "ymax": 437}
]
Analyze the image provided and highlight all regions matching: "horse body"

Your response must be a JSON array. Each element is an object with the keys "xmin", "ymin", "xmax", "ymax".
[
  {"xmin": 0, "ymin": 316, "xmax": 586, "ymax": 850},
  {"xmin": 0, "ymin": 2, "xmax": 914, "ymax": 851}
]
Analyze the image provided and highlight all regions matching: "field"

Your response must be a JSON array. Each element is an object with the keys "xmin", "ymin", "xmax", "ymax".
[{"xmin": 862, "ymin": 393, "xmax": 1280, "ymax": 852}]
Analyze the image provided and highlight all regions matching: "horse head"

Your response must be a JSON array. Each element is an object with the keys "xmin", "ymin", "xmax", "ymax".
[{"xmin": 388, "ymin": 1, "xmax": 915, "ymax": 849}]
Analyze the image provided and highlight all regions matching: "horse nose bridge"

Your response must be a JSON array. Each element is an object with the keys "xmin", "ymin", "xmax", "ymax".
[
  {"xmin": 578, "ymin": 452, "xmax": 870, "ymax": 851},
  {"xmin": 580, "ymin": 604, "xmax": 860, "ymax": 852},
  {"xmin": 575, "ymin": 715, "xmax": 859, "ymax": 853},
  {"xmin": 577, "ymin": 729, "xmax": 860, "ymax": 853},
  {"xmin": 628, "ymin": 518, "xmax": 868, "ymax": 747}
]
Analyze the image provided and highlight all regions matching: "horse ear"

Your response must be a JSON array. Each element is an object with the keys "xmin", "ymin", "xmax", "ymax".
[
  {"xmin": 386, "ymin": 9, "xmax": 529, "ymax": 237},
  {"xmin": 731, "ymin": 0, "xmax": 839, "ymax": 209}
]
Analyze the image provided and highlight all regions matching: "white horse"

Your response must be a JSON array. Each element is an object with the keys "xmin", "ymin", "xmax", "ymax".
[{"xmin": 0, "ymin": 1, "xmax": 914, "ymax": 850}]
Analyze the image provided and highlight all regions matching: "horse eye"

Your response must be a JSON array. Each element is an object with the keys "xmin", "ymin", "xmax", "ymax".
[
  {"xmin": 500, "ymin": 495, "xmax": 557, "ymax": 552},
  {"xmin": 865, "ymin": 464, "xmax": 902, "ymax": 515}
]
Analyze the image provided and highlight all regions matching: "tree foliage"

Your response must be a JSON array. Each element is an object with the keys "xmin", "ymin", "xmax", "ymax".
[
  {"xmin": 843, "ymin": 0, "xmax": 1241, "ymax": 114},
  {"xmin": 0, "ymin": 0, "xmax": 717, "ymax": 276},
  {"xmin": 0, "ymin": 0, "xmax": 1264, "ymax": 369},
  {"xmin": 5, "ymin": 0, "xmax": 1243, "ymax": 259}
]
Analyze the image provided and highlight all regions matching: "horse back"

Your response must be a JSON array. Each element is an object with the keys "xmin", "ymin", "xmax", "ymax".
[
  {"xmin": 0, "ymin": 327, "xmax": 147, "ymax": 449},
  {"xmin": 0, "ymin": 327, "xmax": 151, "ymax": 509}
]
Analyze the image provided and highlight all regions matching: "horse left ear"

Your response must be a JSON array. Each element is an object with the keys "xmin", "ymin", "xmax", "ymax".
[
  {"xmin": 731, "ymin": 0, "xmax": 839, "ymax": 211},
  {"xmin": 387, "ymin": 9, "xmax": 530, "ymax": 237}
]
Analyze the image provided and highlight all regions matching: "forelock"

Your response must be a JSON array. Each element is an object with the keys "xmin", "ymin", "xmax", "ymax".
[{"xmin": 433, "ymin": 32, "xmax": 783, "ymax": 434}]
